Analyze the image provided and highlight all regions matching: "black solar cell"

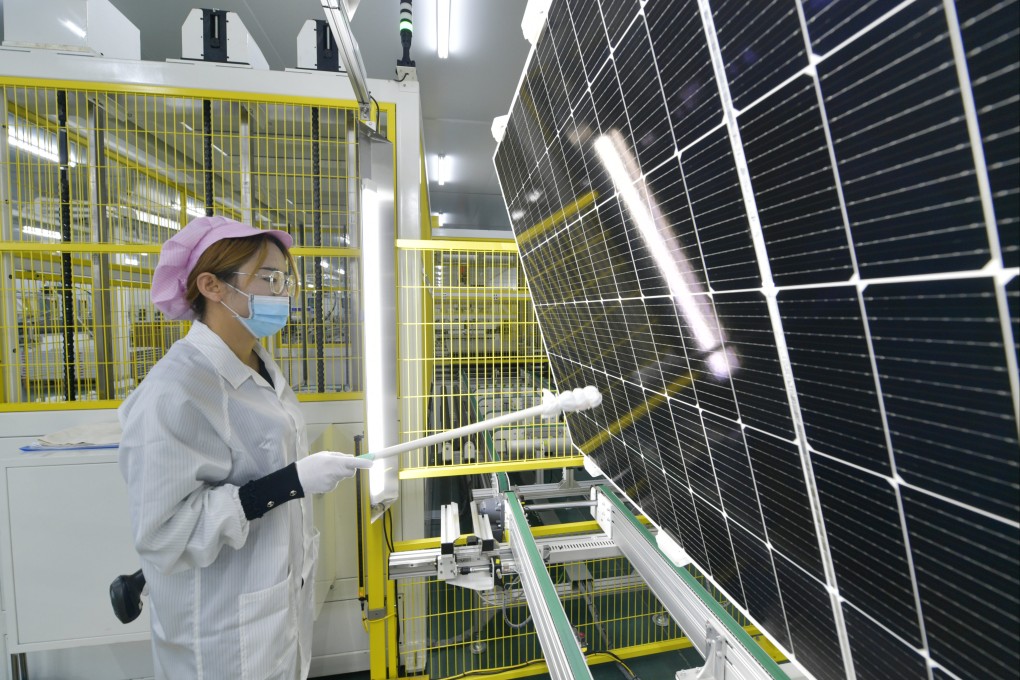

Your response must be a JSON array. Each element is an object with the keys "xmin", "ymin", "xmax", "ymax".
[{"xmin": 495, "ymin": 1, "xmax": 1020, "ymax": 678}]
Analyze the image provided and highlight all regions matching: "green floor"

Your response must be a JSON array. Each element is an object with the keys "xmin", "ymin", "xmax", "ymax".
[{"xmin": 317, "ymin": 647, "xmax": 701, "ymax": 679}]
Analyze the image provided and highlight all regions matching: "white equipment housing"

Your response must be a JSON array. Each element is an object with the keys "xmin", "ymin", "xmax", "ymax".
[
  {"xmin": 180, "ymin": 8, "xmax": 268, "ymax": 70},
  {"xmin": 1, "ymin": 0, "xmax": 139, "ymax": 60}
]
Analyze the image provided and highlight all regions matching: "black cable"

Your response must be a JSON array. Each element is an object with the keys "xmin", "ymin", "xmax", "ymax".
[
  {"xmin": 587, "ymin": 649, "xmax": 639, "ymax": 680},
  {"xmin": 56, "ymin": 90, "xmax": 76, "ymax": 401},
  {"xmin": 383, "ymin": 508, "xmax": 395, "ymax": 553},
  {"xmin": 354, "ymin": 434, "xmax": 365, "ymax": 593},
  {"xmin": 310, "ymin": 106, "xmax": 325, "ymax": 392},
  {"xmin": 445, "ymin": 659, "xmax": 546, "ymax": 679},
  {"xmin": 369, "ymin": 94, "xmax": 381, "ymax": 132}
]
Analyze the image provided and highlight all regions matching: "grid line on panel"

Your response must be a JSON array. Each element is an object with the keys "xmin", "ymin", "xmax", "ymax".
[
  {"xmin": 703, "ymin": 411, "xmax": 768, "ymax": 540},
  {"xmin": 849, "ymin": 281, "xmax": 936, "ymax": 666},
  {"xmin": 495, "ymin": 2, "xmax": 1020, "ymax": 679},
  {"xmin": 644, "ymin": 0, "xmax": 722, "ymax": 152},
  {"xmin": 801, "ymin": 0, "xmax": 908, "ymax": 57},
  {"xmin": 902, "ymin": 487, "xmax": 1020, "ymax": 680},
  {"xmin": 696, "ymin": 2, "xmax": 856, "ymax": 676},
  {"xmin": 864, "ymin": 278, "xmax": 1019, "ymax": 519},
  {"xmin": 955, "ymin": 1, "xmax": 1020, "ymax": 269},
  {"xmin": 737, "ymin": 76, "xmax": 854, "ymax": 286},
  {"xmin": 817, "ymin": 1, "xmax": 992, "ymax": 278},
  {"xmin": 809, "ymin": 445, "xmax": 1020, "ymax": 532},
  {"xmin": 941, "ymin": 0, "xmax": 1007, "ymax": 266},
  {"xmin": 564, "ymin": 0, "xmax": 610, "ymax": 90},
  {"xmin": 710, "ymin": 0, "xmax": 810, "ymax": 112},
  {"xmin": 773, "ymin": 551, "xmax": 848, "ymax": 680},
  {"xmin": 842, "ymin": 603, "xmax": 931, "ymax": 680},
  {"xmin": 778, "ymin": 287, "xmax": 890, "ymax": 472},
  {"xmin": 729, "ymin": 519, "xmax": 793, "ymax": 652},
  {"xmin": 811, "ymin": 455, "xmax": 923, "ymax": 646},
  {"xmin": 614, "ymin": 16, "xmax": 677, "ymax": 175},
  {"xmin": 785, "ymin": 22, "xmax": 933, "ymax": 663}
]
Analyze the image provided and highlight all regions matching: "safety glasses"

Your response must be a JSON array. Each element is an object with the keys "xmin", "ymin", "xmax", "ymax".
[{"xmin": 231, "ymin": 270, "xmax": 297, "ymax": 297}]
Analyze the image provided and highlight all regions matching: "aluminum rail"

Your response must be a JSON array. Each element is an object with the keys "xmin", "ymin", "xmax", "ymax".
[
  {"xmin": 472, "ymin": 479, "xmax": 600, "ymax": 502},
  {"xmin": 389, "ymin": 532, "xmax": 623, "ymax": 580},
  {"xmin": 505, "ymin": 491, "xmax": 594, "ymax": 680},
  {"xmin": 595, "ymin": 486, "xmax": 790, "ymax": 680},
  {"xmin": 320, "ymin": 0, "xmax": 371, "ymax": 119}
]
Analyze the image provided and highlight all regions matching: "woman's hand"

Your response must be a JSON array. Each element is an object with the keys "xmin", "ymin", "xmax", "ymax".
[{"xmin": 296, "ymin": 451, "xmax": 374, "ymax": 494}]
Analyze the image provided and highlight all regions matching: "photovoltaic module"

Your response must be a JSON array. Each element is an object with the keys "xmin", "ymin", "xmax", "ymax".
[{"xmin": 493, "ymin": 1, "xmax": 1019, "ymax": 679}]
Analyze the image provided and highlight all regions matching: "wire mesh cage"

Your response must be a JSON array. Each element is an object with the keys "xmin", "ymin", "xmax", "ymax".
[
  {"xmin": 0, "ymin": 82, "xmax": 364, "ymax": 406},
  {"xmin": 396, "ymin": 242, "xmax": 582, "ymax": 476},
  {"xmin": 394, "ymin": 552, "xmax": 712, "ymax": 679}
]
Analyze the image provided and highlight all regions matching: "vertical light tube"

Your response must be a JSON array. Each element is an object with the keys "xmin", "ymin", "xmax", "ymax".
[
  {"xmin": 437, "ymin": 153, "xmax": 447, "ymax": 186},
  {"xmin": 362, "ymin": 183, "xmax": 386, "ymax": 498},
  {"xmin": 437, "ymin": 0, "xmax": 450, "ymax": 59}
]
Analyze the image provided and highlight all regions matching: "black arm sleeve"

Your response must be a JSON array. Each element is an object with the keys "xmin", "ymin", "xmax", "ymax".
[{"xmin": 238, "ymin": 463, "xmax": 305, "ymax": 520}]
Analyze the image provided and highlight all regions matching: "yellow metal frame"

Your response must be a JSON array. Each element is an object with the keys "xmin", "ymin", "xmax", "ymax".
[
  {"xmin": 0, "ymin": 78, "xmax": 383, "ymax": 409},
  {"xmin": 398, "ymin": 456, "xmax": 584, "ymax": 480}
]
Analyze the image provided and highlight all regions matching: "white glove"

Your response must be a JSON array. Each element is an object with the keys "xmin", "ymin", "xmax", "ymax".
[{"xmin": 296, "ymin": 451, "xmax": 374, "ymax": 494}]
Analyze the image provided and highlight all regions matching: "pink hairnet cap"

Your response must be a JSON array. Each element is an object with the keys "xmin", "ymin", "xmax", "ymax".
[{"xmin": 151, "ymin": 215, "xmax": 294, "ymax": 320}]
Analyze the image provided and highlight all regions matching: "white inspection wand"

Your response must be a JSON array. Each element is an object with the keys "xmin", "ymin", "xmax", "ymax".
[{"xmin": 359, "ymin": 386, "xmax": 602, "ymax": 461}]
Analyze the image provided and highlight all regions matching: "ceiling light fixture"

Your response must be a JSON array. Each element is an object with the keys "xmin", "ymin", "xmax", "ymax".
[
  {"xmin": 8, "ymin": 132, "xmax": 77, "ymax": 167},
  {"xmin": 437, "ymin": 0, "xmax": 450, "ymax": 59},
  {"xmin": 438, "ymin": 154, "xmax": 447, "ymax": 186},
  {"xmin": 23, "ymin": 225, "xmax": 61, "ymax": 240}
]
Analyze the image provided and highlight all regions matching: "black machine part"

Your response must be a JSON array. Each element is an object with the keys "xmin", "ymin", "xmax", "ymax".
[{"xmin": 110, "ymin": 569, "xmax": 146, "ymax": 624}]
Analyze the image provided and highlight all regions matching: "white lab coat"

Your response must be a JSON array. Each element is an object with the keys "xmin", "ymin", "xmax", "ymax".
[{"xmin": 119, "ymin": 321, "xmax": 318, "ymax": 680}]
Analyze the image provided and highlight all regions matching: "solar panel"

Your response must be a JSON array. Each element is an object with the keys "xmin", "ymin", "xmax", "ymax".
[{"xmin": 493, "ymin": 1, "xmax": 1020, "ymax": 679}]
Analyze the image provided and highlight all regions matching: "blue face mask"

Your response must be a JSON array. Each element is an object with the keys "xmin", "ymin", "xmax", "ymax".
[{"xmin": 222, "ymin": 283, "xmax": 290, "ymax": 338}]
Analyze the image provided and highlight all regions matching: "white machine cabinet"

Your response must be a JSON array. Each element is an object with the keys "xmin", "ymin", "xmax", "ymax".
[
  {"xmin": 0, "ymin": 405, "xmax": 368, "ymax": 680},
  {"xmin": 5, "ymin": 454, "xmax": 148, "ymax": 647}
]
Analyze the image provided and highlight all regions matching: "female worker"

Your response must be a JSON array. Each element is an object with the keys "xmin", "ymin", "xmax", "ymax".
[{"xmin": 119, "ymin": 215, "xmax": 372, "ymax": 679}]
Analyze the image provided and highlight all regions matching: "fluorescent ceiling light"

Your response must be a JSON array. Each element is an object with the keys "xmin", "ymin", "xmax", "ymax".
[
  {"xmin": 132, "ymin": 209, "xmax": 181, "ymax": 232},
  {"xmin": 8, "ymin": 132, "xmax": 77, "ymax": 167},
  {"xmin": 172, "ymin": 198, "xmax": 206, "ymax": 218},
  {"xmin": 211, "ymin": 143, "xmax": 228, "ymax": 157},
  {"xmin": 180, "ymin": 121, "xmax": 194, "ymax": 132},
  {"xmin": 23, "ymin": 225, "xmax": 61, "ymax": 240},
  {"xmin": 437, "ymin": 0, "xmax": 450, "ymax": 59},
  {"xmin": 438, "ymin": 154, "xmax": 447, "ymax": 186}
]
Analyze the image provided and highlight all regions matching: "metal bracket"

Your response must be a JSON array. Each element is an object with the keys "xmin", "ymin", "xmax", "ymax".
[
  {"xmin": 594, "ymin": 486, "xmax": 789, "ymax": 680},
  {"xmin": 677, "ymin": 624, "xmax": 728, "ymax": 680}
]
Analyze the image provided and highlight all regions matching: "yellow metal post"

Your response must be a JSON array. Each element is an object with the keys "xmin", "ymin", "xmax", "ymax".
[{"xmin": 362, "ymin": 474, "xmax": 390, "ymax": 678}]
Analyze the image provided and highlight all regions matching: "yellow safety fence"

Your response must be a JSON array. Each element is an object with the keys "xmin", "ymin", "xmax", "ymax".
[
  {"xmin": 0, "ymin": 81, "xmax": 366, "ymax": 408},
  {"xmin": 388, "ymin": 524, "xmax": 786, "ymax": 679},
  {"xmin": 396, "ymin": 239, "xmax": 584, "ymax": 477}
]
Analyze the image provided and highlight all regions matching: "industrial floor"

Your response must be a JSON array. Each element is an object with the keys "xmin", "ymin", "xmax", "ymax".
[{"xmin": 317, "ymin": 646, "xmax": 701, "ymax": 678}]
